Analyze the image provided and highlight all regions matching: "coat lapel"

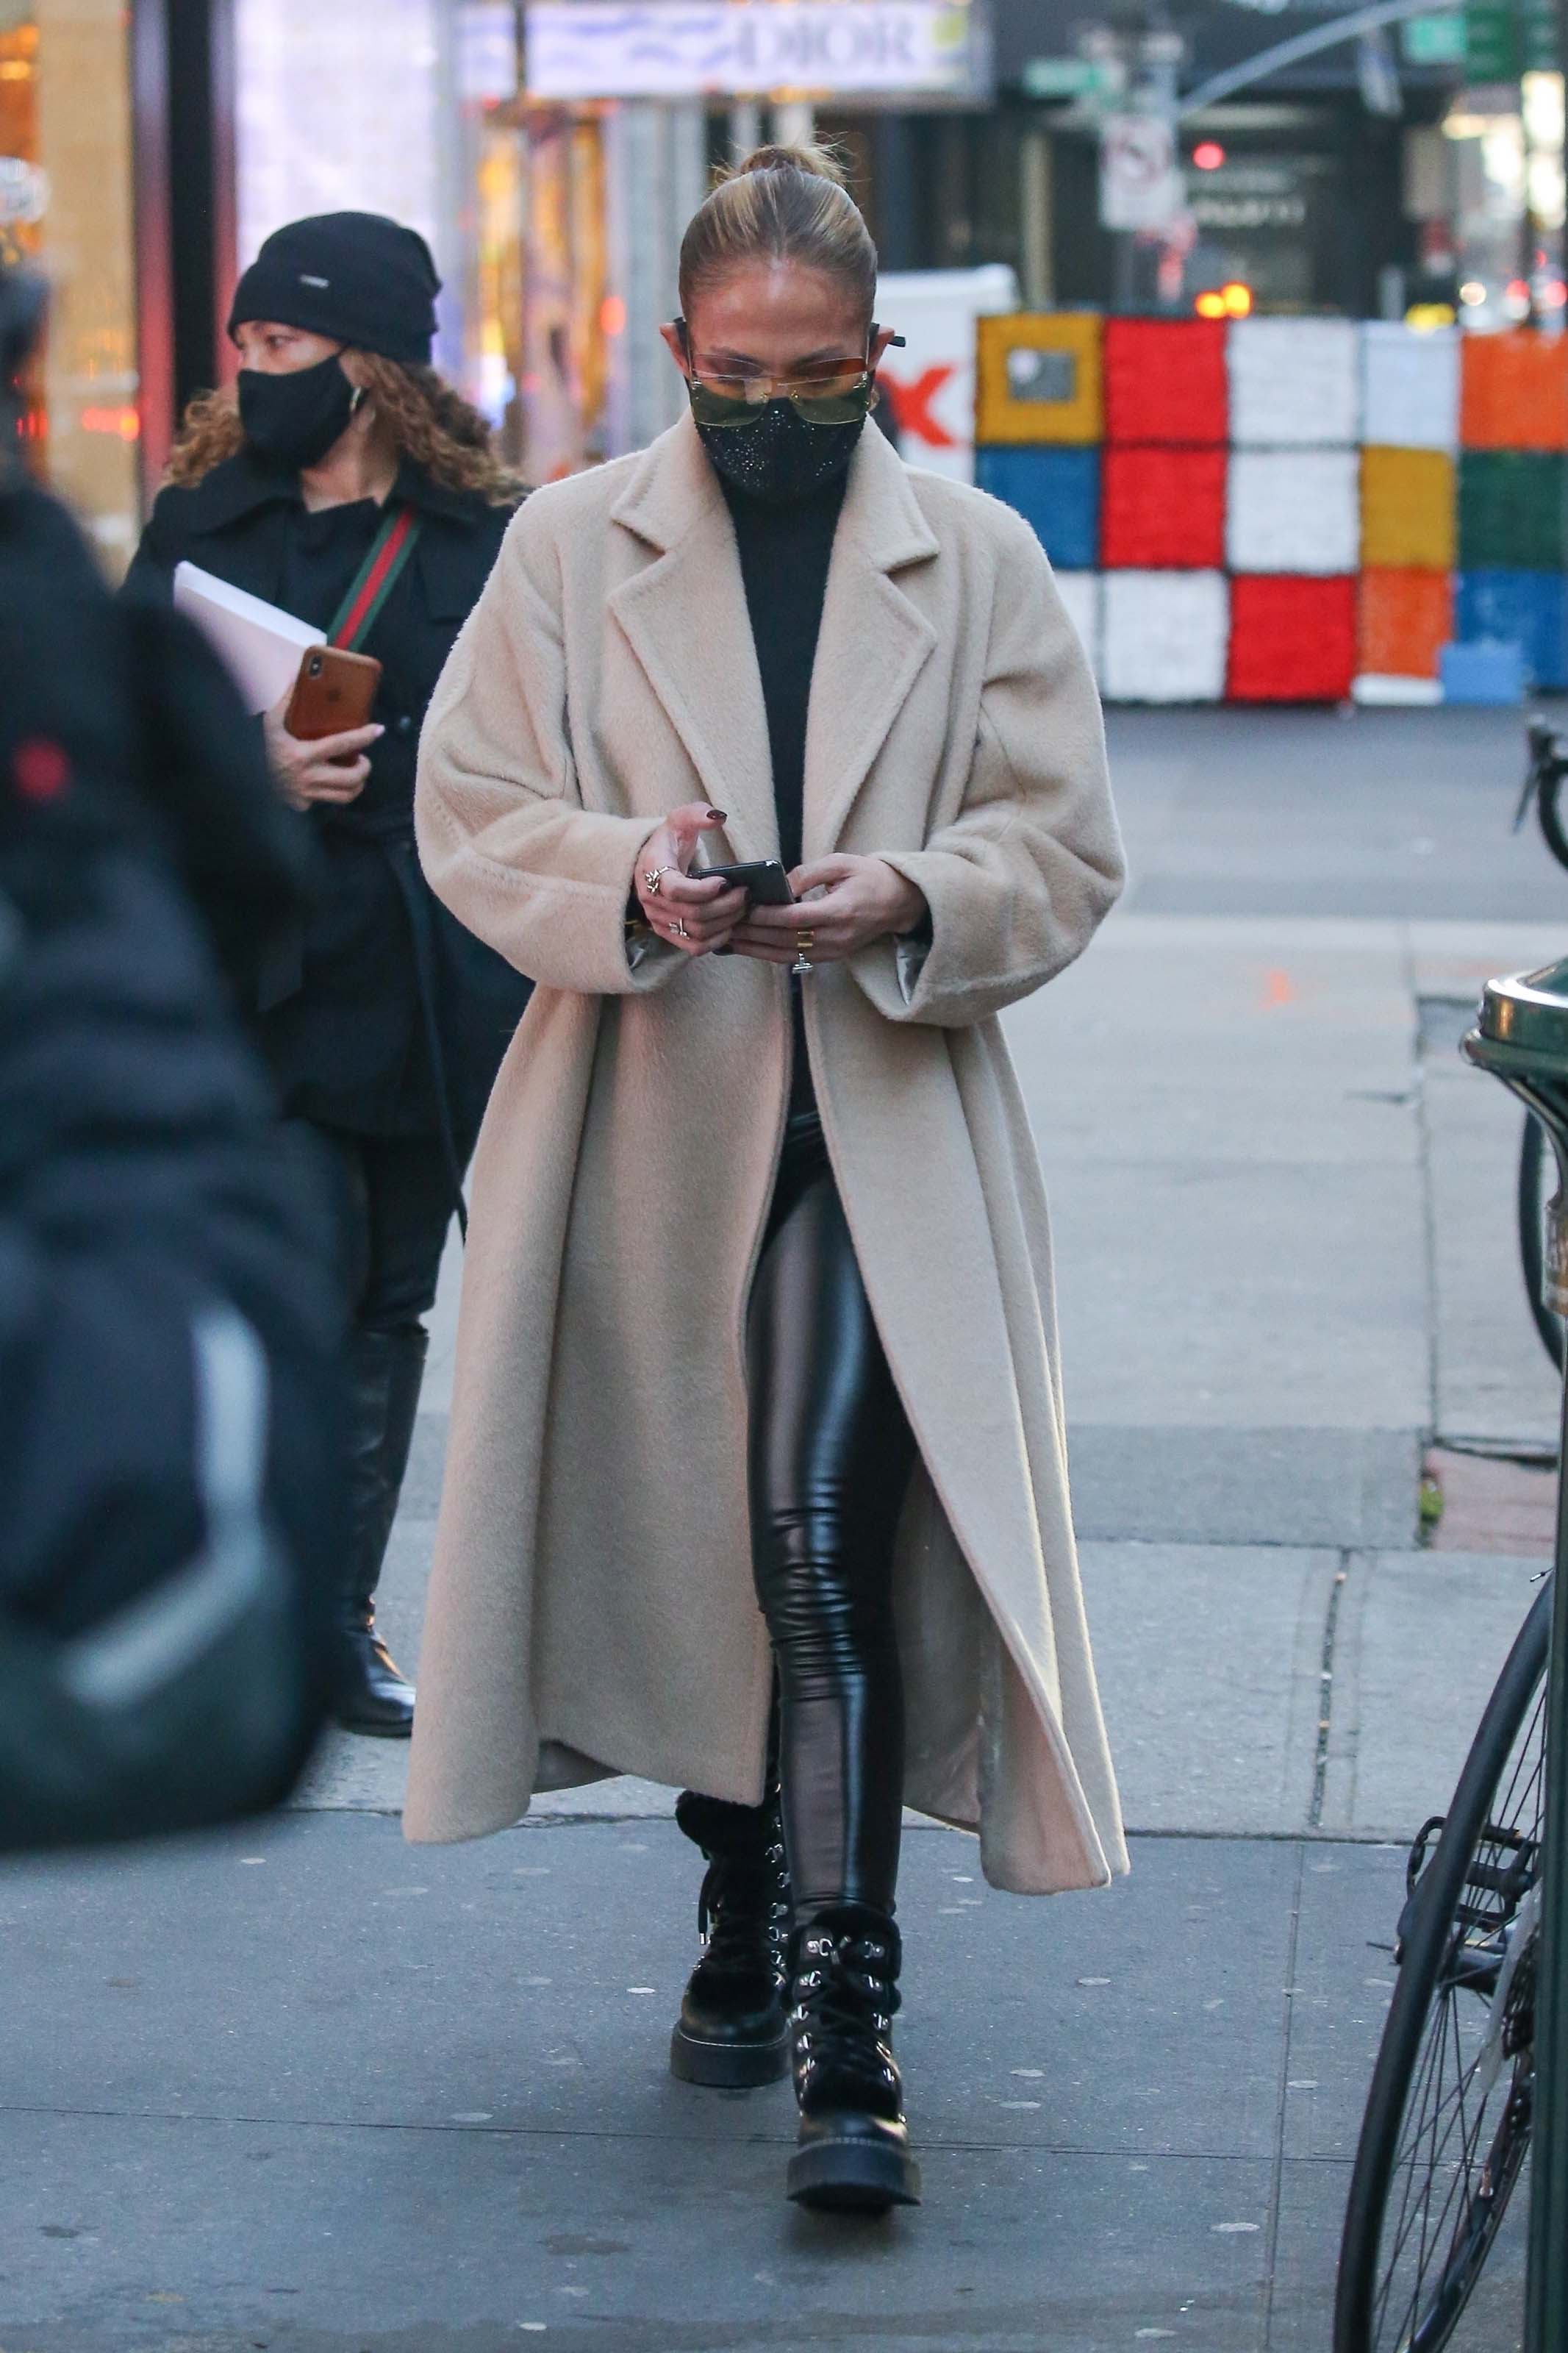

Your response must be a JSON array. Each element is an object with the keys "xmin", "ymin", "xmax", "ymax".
[
  {"xmin": 804, "ymin": 427, "xmax": 939, "ymax": 860},
  {"xmin": 607, "ymin": 421, "xmax": 778, "ymax": 857}
]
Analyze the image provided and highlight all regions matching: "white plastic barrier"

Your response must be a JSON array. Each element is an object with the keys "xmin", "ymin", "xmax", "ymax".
[{"xmin": 874, "ymin": 265, "xmax": 1018, "ymax": 483}]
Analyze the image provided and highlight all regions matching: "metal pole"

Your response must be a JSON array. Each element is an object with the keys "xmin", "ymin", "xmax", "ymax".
[
  {"xmin": 1177, "ymin": 0, "xmax": 1460, "ymax": 119},
  {"xmin": 1525, "ymin": 1307, "xmax": 1568, "ymax": 2352}
]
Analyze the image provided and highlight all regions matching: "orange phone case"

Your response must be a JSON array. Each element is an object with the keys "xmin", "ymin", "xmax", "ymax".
[{"xmin": 284, "ymin": 644, "xmax": 383, "ymax": 746}]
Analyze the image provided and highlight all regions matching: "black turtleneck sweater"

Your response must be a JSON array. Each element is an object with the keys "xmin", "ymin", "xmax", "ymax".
[{"xmin": 720, "ymin": 470, "xmax": 848, "ymax": 1115}]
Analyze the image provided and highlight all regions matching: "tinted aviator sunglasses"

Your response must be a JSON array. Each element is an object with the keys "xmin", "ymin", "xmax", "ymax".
[{"xmin": 676, "ymin": 319, "xmax": 905, "ymax": 429}]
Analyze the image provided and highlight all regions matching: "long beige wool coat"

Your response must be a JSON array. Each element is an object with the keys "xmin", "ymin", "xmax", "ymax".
[{"xmin": 406, "ymin": 413, "xmax": 1128, "ymax": 1894}]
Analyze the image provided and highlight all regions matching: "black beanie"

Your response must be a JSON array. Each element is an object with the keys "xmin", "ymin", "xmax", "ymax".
[{"xmin": 227, "ymin": 212, "xmax": 440, "ymax": 365}]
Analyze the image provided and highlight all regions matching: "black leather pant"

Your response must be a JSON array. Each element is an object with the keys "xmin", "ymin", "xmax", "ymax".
[{"xmin": 746, "ymin": 1113, "xmax": 917, "ymax": 1916}]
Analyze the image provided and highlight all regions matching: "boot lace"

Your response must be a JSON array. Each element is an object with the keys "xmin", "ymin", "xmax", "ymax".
[
  {"xmin": 790, "ymin": 1926, "xmax": 902, "ymax": 2090},
  {"xmin": 697, "ymin": 1832, "xmax": 791, "ymax": 1986}
]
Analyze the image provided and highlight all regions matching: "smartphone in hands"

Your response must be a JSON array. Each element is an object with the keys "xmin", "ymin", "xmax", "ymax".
[
  {"xmin": 698, "ymin": 858, "xmax": 795, "ymax": 905},
  {"xmin": 285, "ymin": 645, "xmax": 382, "ymax": 764}
]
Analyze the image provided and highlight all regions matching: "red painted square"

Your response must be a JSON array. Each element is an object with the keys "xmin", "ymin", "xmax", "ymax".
[
  {"xmin": 1103, "ymin": 318, "xmax": 1228, "ymax": 446},
  {"xmin": 1227, "ymin": 575, "xmax": 1358, "ymax": 702},
  {"xmin": 1100, "ymin": 446, "xmax": 1227, "ymax": 568}
]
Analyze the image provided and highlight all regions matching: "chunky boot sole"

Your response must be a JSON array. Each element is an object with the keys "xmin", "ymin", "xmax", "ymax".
[
  {"xmin": 333, "ymin": 1704, "xmax": 414, "ymax": 1738},
  {"xmin": 669, "ymin": 2021, "xmax": 790, "ymax": 2088},
  {"xmin": 787, "ymin": 2136, "xmax": 921, "ymax": 2213}
]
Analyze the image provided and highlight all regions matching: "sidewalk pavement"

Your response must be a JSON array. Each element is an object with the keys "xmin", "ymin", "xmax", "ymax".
[{"xmin": 5, "ymin": 713, "xmax": 1561, "ymax": 2348}]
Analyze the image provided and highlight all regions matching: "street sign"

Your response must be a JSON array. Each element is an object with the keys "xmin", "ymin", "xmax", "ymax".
[
  {"xmin": 1401, "ymin": 12, "xmax": 1467, "ymax": 63},
  {"xmin": 1463, "ymin": 4, "xmax": 1518, "ymax": 76},
  {"xmin": 1100, "ymin": 112, "xmax": 1186, "ymax": 233},
  {"xmin": 1022, "ymin": 57, "xmax": 1117, "ymax": 99}
]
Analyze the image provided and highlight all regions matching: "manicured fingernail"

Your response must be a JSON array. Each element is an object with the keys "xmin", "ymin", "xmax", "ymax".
[
  {"xmin": 371, "ymin": 724, "xmax": 386, "ymax": 736},
  {"xmin": 706, "ymin": 807, "xmax": 727, "ymax": 821}
]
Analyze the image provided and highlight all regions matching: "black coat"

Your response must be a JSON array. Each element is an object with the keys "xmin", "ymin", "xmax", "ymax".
[
  {"xmin": 0, "ymin": 474, "xmax": 342, "ymax": 1820},
  {"xmin": 125, "ymin": 450, "xmax": 532, "ymax": 1167}
]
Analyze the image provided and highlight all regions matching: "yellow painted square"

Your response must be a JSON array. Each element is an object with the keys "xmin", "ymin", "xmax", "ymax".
[
  {"xmin": 976, "ymin": 313, "xmax": 1103, "ymax": 447},
  {"xmin": 1359, "ymin": 446, "xmax": 1455, "ymax": 570}
]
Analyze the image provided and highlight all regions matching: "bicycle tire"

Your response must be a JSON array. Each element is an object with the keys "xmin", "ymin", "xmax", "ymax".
[
  {"xmin": 1517, "ymin": 1113, "xmax": 1565, "ymax": 1374},
  {"xmin": 1538, "ymin": 773, "xmax": 1568, "ymax": 875},
  {"xmin": 1334, "ymin": 1578, "xmax": 1552, "ymax": 2353}
]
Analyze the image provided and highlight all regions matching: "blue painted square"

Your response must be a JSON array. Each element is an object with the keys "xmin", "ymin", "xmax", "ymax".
[
  {"xmin": 1454, "ymin": 570, "xmax": 1568, "ymax": 691},
  {"xmin": 975, "ymin": 446, "xmax": 1100, "ymax": 572},
  {"xmin": 1439, "ymin": 640, "xmax": 1525, "ymax": 705}
]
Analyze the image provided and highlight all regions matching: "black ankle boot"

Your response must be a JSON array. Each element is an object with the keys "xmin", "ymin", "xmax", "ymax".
[
  {"xmin": 786, "ymin": 1904, "xmax": 920, "ymax": 2212},
  {"xmin": 336, "ymin": 1326, "xmax": 425, "ymax": 1738},
  {"xmin": 669, "ymin": 1789, "xmax": 791, "ymax": 2088}
]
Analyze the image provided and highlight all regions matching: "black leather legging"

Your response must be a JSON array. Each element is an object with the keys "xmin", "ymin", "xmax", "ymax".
[{"xmin": 747, "ymin": 1112, "xmax": 917, "ymax": 1916}]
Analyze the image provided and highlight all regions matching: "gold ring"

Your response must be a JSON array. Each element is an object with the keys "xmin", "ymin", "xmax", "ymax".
[
  {"xmin": 671, "ymin": 917, "xmax": 689, "ymax": 939},
  {"xmin": 795, "ymin": 929, "xmax": 815, "ymax": 952},
  {"xmin": 643, "ymin": 865, "xmax": 672, "ymax": 896}
]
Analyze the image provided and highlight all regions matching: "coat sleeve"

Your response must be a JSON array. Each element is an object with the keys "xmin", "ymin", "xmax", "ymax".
[
  {"xmin": 415, "ymin": 499, "xmax": 683, "ymax": 999},
  {"xmin": 849, "ymin": 510, "xmax": 1124, "ymax": 1031},
  {"xmin": 121, "ymin": 488, "xmax": 182, "ymax": 604}
]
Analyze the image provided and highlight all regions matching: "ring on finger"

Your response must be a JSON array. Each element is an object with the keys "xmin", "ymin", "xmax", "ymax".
[{"xmin": 671, "ymin": 917, "xmax": 689, "ymax": 940}]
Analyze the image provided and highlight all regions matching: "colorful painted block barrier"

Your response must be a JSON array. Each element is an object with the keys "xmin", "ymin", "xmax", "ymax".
[{"xmin": 973, "ymin": 313, "xmax": 1568, "ymax": 704}]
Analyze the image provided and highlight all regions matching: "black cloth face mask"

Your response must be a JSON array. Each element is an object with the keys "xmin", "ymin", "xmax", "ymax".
[
  {"xmin": 696, "ymin": 398, "xmax": 865, "ymax": 504},
  {"xmin": 237, "ymin": 353, "xmax": 358, "ymax": 469}
]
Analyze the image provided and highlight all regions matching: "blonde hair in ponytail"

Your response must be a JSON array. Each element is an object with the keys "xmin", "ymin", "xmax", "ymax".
[{"xmin": 678, "ymin": 143, "xmax": 878, "ymax": 322}]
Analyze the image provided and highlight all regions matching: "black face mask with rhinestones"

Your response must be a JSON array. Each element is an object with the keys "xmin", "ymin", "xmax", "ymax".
[{"xmin": 696, "ymin": 397, "xmax": 865, "ymax": 504}]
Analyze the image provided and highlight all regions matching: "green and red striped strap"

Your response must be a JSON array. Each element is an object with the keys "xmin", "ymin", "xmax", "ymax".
[{"xmin": 326, "ymin": 503, "xmax": 422, "ymax": 651}]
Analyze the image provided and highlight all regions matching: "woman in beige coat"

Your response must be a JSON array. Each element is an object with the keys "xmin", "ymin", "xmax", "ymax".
[{"xmin": 411, "ymin": 145, "xmax": 1126, "ymax": 2215}]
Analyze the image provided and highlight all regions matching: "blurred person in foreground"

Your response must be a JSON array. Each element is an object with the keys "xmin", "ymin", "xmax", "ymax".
[
  {"xmin": 0, "ymin": 264, "xmax": 343, "ymax": 1847},
  {"xmin": 408, "ymin": 145, "xmax": 1126, "ymax": 2214},
  {"xmin": 127, "ymin": 213, "xmax": 532, "ymax": 1738}
]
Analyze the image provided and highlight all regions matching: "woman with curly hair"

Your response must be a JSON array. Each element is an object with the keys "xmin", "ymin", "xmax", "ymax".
[{"xmin": 126, "ymin": 212, "xmax": 533, "ymax": 1739}]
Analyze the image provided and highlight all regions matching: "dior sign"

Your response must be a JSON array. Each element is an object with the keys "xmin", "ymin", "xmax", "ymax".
[{"xmin": 525, "ymin": 1, "xmax": 991, "ymax": 102}]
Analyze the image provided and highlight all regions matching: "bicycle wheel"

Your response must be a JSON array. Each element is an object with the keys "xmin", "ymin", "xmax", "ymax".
[
  {"xmin": 1538, "ymin": 771, "xmax": 1568, "ymax": 875},
  {"xmin": 1517, "ymin": 1113, "xmax": 1564, "ymax": 1374},
  {"xmin": 1334, "ymin": 1578, "xmax": 1552, "ymax": 2353}
]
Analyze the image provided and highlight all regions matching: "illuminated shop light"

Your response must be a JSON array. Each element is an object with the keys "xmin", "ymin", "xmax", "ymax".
[
  {"xmin": 1192, "ymin": 140, "xmax": 1225, "ymax": 170},
  {"xmin": 1459, "ymin": 279, "xmax": 1487, "ymax": 307},
  {"xmin": 79, "ymin": 406, "xmax": 140, "ymax": 440}
]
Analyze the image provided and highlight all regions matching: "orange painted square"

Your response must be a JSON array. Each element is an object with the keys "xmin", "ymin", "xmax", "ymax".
[
  {"xmin": 1461, "ymin": 332, "xmax": 1568, "ymax": 451},
  {"xmin": 1357, "ymin": 568, "xmax": 1453, "ymax": 679}
]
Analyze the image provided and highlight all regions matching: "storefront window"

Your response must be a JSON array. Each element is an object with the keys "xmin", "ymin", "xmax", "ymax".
[{"xmin": 1, "ymin": 0, "xmax": 140, "ymax": 571}]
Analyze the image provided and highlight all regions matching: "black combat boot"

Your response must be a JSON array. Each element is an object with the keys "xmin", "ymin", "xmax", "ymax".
[
  {"xmin": 336, "ymin": 1325, "xmax": 424, "ymax": 1737},
  {"xmin": 786, "ymin": 1904, "xmax": 920, "ymax": 2213},
  {"xmin": 669, "ymin": 1788, "xmax": 792, "ymax": 2087}
]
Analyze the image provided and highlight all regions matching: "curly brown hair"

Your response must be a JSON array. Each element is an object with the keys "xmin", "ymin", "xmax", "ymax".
[{"xmin": 165, "ymin": 351, "xmax": 526, "ymax": 505}]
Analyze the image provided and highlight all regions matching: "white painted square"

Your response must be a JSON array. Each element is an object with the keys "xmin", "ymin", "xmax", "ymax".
[
  {"xmin": 1227, "ymin": 449, "xmax": 1361, "ymax": 574},
  {"xmin": 1228, "ymin": 317, "xmax": 1360, "ymax": 446},
  {"xmin": 1100, "ymin": 570, "xmax": 1229, "ymax": 704},
  {"xmin": 1052, "ymin": 570, "xmax": 1101, "ymax": 679},
  {"xmin": 1360, "ymin": 323, "xmax": 1459, "ymax": 452}
]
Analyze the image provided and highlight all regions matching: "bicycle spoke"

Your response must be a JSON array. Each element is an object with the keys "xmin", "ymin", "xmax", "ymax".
[{"xmin": 1342, "ymin": 1580, "xmax": 1549, "ymax": 2353}]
